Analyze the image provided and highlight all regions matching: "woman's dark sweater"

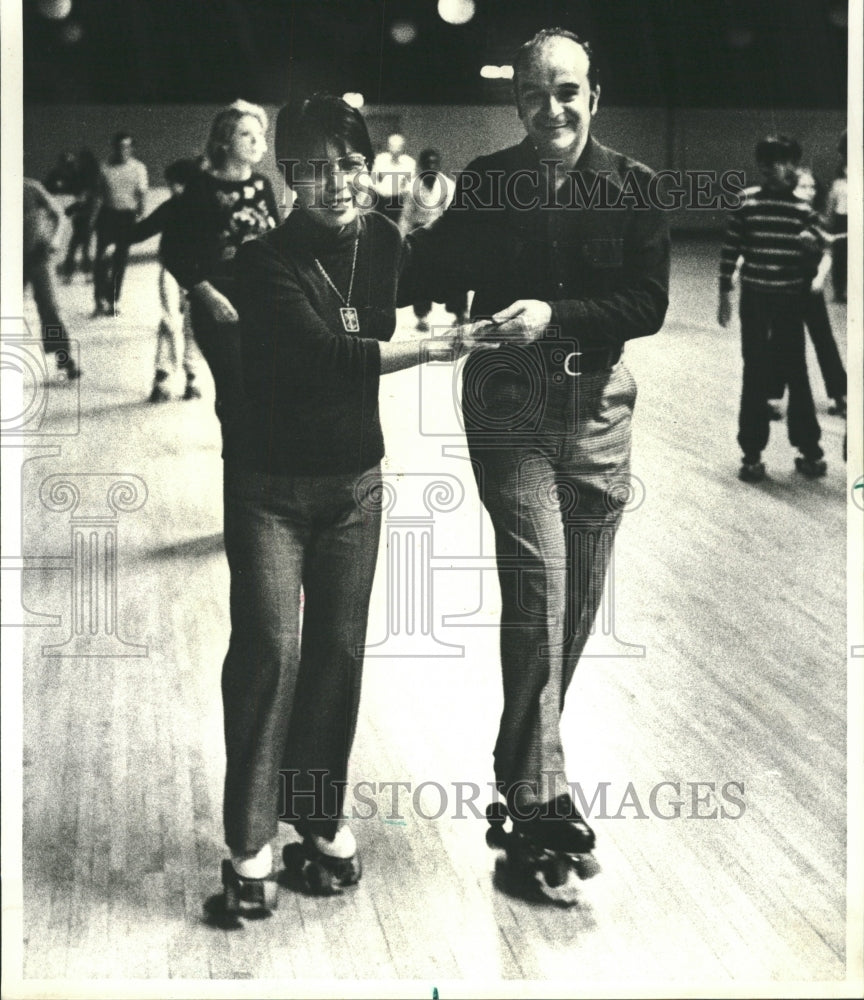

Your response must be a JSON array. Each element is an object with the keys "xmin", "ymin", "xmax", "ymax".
[
  {"xmin": 163, "ymin": 170, "xmax": 281, "ymax": 297},
  {"xmin": 228, "ymin": 209, "xmax": 402, "ymax": 476}
]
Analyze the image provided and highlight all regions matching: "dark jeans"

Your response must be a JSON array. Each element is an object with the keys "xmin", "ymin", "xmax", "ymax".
[
  {"xmin": 24, "ymin": 248, "xmax": 71, "ymax": 358},
  {"xmin": 221, "ymin": 464, "xmax": 382, "ymax": 854},
  {"xmin": 767, "ymin": 291, "xmax": 847, "ymax": 402},
  {"xmin": 94, "ymin": 207, "xmax": 136, "ymax": 306},
  {"xmin": 62, "ymin": 214, "xmax": 94, "ymax": 276},
  {"xmin": 464, "ymin": 361, "xmax": 636, "ymax": 810},
  {"xmin": 738, "ymin": 288, "xmax": 822, "ymax": 461}
]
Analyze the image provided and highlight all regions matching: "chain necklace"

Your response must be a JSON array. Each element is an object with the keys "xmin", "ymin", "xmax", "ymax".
[{"xmin": 314, "ymin": 236, "xmax": 360, "ymax": 332}]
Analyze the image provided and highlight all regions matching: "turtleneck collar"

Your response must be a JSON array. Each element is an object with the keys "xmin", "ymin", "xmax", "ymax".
[{"xmin": 287, "ymin": 208, "xmax": 362, "ymax": 253}]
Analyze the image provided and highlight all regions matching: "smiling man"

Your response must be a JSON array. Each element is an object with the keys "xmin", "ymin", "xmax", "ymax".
[{"xmin": 400, "ymin": 28, "xmax": 670, "ymax": 876}]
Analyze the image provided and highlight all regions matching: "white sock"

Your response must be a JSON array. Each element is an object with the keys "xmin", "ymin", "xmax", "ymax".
[
  {"xmin": 310, "ymin": 826, "xmax": 356, "ymax": 859},
  {"xmin": 232, "ymin": 842, "xmax": 272, "ymax": 879}
]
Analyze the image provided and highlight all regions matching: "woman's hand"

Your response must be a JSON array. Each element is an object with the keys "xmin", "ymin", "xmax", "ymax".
[
  {"xmin": 441, "ymin": 319, "xmax": 502, "ymax": 359},
  {"xmin": 194, "ymin": 281, "xmax": 239, "ymax": 324}
]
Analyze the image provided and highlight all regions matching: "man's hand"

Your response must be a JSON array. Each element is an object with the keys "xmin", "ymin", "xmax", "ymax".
[
  {"xmin": 487, "ymin": 300, "xmax": 553, "ymax": 345},
  {"xmin": 717, "ymin": 293, "xmax": 732, "ymax": 328},
  {"xmin": 194, "ymin": 281, "xmax": 239, "ymax": 324},
  {"xmin": 427, "ymin": 320, "xmax": 501, "ymax": 361}
]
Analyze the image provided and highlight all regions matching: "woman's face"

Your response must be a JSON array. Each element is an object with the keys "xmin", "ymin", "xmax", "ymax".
[
  {"xmin": 226, "ymin": 114, "xmax": 266, "ymax": 167},
  {"xmin": 292, "ymin": 140, "xmax": 367, "ymax": 229}
]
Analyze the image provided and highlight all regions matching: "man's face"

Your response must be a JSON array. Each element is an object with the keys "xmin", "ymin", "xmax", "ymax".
[
  {"xmin": 516, "ymin": 37, "xmax": 598, "ymax": 163},
  {"xmin": 115, "ymin": 138, "xmax": 133, "ymax": 163}
]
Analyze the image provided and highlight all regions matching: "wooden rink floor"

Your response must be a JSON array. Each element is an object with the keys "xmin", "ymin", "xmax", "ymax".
[{"xmin": 12, "ymin": 238, "xmax": 856, "ymax": 996}]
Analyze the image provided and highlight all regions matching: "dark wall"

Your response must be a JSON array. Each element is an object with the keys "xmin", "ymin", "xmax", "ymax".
[{"xmin": 25, "ymin": 103, "xmax": 847, "ymax": 232}]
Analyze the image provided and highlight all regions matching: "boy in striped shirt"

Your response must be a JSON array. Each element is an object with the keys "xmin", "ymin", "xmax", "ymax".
[{"xmin": 718, "ymin": 134, "xmax": 826, "ymax": 482}]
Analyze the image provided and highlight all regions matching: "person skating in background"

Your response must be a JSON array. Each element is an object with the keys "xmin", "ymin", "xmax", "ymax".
[
  {"xmin": 825, "ymin": 131, "xmax": 847, "ymax": 304},
  {"xmin": 372, "ymin": 132, "xmax": 415, "ymax": 226},
  {"xmin": 399, "ymin": 148, "xmax": 468, "ymax": 331},
  {"xmin": 23, "ymin": 177, "xmax": 82, "ymax": 381},
  {"xmin": 43, "ymin": 151, "xmax": 78, "ymax": 194},
  {"xmin": 161, "ymin": 100, "xmax": 280, "ymax": 439},
  {"xmin": 129, "ymin": 157, "xmax": 204, "ymax": 403},
  {"xmin": 92, "ymin": 132, "xmax": 149, "ymax": 317},
  {"xmin": 765, "ymin": 166, "xmax": 847, "ymax": 419},
  {"xmin": 719, "ymin": 135, "xmax": 826, "ymax": 482},
  {"xmin": 61, "ymin": 149, "xmax": 100, "ymax": 282}
]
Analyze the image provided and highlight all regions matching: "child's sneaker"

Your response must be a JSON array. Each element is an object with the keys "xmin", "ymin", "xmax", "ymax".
[
  {"xmin": 182, "ymin": 379, "xmax": 202, "ymax": 401},
  {"xmin": 738, "ymin": 458, "xmax": 766, "ymax": 483},
  {"xmin": 794, "ymin": 455, "xmax": 827, "ymax": 478},
  {"xmin": 827, "ymin": 397, "xmax": 846, "ymax": 417}
]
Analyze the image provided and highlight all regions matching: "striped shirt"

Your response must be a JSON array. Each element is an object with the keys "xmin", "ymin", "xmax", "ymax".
[{"xmin": 719, "ymin": 185, "xmax": 821, "ymax": 294}]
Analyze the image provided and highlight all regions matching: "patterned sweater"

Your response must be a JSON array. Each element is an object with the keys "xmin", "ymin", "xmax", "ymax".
[{"xmin": 719, "ymin": 185, "xmax": 822, "ymax": 295}]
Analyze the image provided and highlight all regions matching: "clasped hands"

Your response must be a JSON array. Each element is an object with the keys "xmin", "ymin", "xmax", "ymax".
[{"xmin": 430, "ymin": 299, "xmax": 553, "ymax": 358}]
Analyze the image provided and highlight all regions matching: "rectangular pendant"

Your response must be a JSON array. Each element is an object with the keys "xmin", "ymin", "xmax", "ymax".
[{"xmin": 340, "ymin": 307, "xmax": 360, "ymax": 333}]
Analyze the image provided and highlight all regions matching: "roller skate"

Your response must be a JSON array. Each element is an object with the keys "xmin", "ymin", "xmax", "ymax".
[
  {"xmin": 794, "ymin": 454, "xmax": 827, "ymax": 478},
  {"xmin": 204, "ymin": 858, "xmax": 279, "ymax": 929},
  {"xmin": 485, "ymin": 795, "xmax": 600, "ymax": 905},
  {"xmin": 281, "ymin": 823, "xmax": 361, "ymax": 895}
]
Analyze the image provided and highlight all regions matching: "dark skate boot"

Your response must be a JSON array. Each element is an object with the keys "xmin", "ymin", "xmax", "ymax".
[
  {"xmin": 486, "ymin": 795, "xmax": 600, "ymax": 905},
  {"xmin": 281, "ymin": 824, "xmax": 361, "ymax": 895},
  {"xmin": 204, "ymin": 859, "xmax": 279, "ymax": 929}
]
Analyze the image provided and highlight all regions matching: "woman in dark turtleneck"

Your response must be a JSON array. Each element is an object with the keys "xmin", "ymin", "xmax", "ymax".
[{"xmin": 214, "ymin": 94, "xmax": 490, "ymax": 913}]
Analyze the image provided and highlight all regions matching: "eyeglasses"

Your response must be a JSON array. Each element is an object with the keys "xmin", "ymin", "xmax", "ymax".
[{"xmin": 289, "ymin": 154, "xmax": 369, "ymax": 182}]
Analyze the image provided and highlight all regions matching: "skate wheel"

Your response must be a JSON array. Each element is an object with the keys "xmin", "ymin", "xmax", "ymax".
[
  {"xmin": 574, "ymin": 854, "xmax": 601, "ymax": 880},
  {"xmin": 223, "ymin": 881, "xmax": 241, "ymax": 915},
  {"xmin": 261, "ymin": 878, "xmax": 279, "ymax": 909},
  {"xmin": 486, "ymin": 824, "xmax": 508, "ymax": 850},
  {"xmin": 305, "ymin": 861, "xmax": 336, "ymax": 895},
  {"xmin": 542, "ymin": 854, "xmax": 570, "ymax": 889},
  {"xmin": 336, "ymin": 853, "xmax": 362, "ymax": 886},
  {"xmin": 282, "ymin": 841, "xmax": 306, "ymax": 873}
]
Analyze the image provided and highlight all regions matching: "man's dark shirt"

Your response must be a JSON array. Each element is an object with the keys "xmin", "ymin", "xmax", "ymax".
[{"xmin": 399, "ymin": 135, "xmax": 670, "ymax": 360}]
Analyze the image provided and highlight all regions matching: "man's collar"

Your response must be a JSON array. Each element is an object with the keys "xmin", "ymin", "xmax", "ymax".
[{"xmin": 517, "ymin": 134, "xmax": 618, "ymax": 177}]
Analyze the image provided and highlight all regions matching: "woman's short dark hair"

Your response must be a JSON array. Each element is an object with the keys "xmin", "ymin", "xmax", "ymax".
[
  {"xmin": 513, "ymin": 28, "xmax": 599, "ymax": 94},
  {"xmin": 276, "ymin": 94, "xmax": 374, "ymax": 187}
]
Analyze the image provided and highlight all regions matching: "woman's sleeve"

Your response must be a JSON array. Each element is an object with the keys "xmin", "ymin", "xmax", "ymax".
[
  {"xmin": 161, "ymin": 179, "xmax": 212, "ymax": 290},
  {"xmin": 235, "ymin": 238, "xmax": 381, "ymax": 399},
  {"xmin": 261, "ymin": 177, "xmax": 283, "ymax": 227}
]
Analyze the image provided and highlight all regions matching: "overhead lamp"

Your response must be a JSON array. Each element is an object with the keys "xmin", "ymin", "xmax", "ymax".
[
  {"xmin": 437, "ymin": 0, "xmax": 475, "ymax": 27},
  {"xmin": 480, "ymin": 65, "xmax": 514, "ymax": 80},
  {"xmin": 37, "ymin": 0, "xmax": 72, "ymax": 18},
  {"xmin": 390, "ymin": 20, "xmax": 417, "ymax": 44}
]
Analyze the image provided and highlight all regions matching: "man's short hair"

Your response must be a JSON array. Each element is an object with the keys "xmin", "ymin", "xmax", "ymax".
[
  {"xmin": 513, "ymin": 28, "xmax": 599, "ymax": 94},
  {"xmin": 418, "ymin": 148, "xmax": 440, "ymax": 170},
  {"xmin": 112, "ymin": 132, "xmax": 133, "ymax": 147},
  {"xmin": 755, "ymin": 134, "xmax": 802, "ymax": 168},
  {"xmin": 276, "ymin": 93, "xmax": 374, "ymax": 187}
]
